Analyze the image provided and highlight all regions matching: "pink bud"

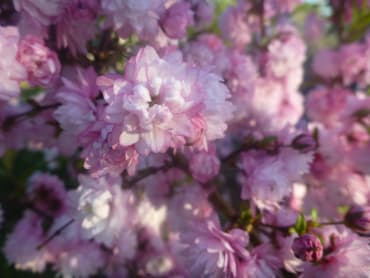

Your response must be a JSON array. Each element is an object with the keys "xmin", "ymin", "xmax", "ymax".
[
  {"xmin": 345, "ymin": 205, "xmax": 370, "ymax": 233},
  {"xmin": 292, "ymin": 234, "xmax": 323, "ymax": 262},
  {"xmin": 17, "ymin": 35, "xmax": 61, "ymax": 87},
  {"xmin": 161, "ymin": 2, "xmax": 194, "ymax": 39}
]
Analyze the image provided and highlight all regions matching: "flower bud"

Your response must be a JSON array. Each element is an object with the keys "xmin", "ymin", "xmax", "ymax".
[
  {"xmin": 161, "ymin": 2, "xmax": 193, "ymax": 39},
  {"xmin": 292, "ymin": 234, "xmax": 323, "ymax": 262},
  {"xmin": 344, "ymin": 205, "xmax": 370, "ymax": 233},
  {"xmin": 291, "ymin": 134, "xmax": 317, "ymax": 153},
  {"xmin": 17, "ymin": 35, "xmax": 61, "ymax": 87}
]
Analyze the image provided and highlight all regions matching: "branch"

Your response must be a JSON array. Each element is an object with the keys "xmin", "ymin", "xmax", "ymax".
[
  {"xmin": 3, "ymin": 102, "xmax": 60, "ymax": 131},
  {"xmin": 37, "ymin": 218, "xmax": 75, "ymax": 250}
]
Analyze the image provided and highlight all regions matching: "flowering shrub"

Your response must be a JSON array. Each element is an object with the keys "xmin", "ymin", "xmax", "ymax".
[{"xmin": 1, "ymin": 0, "xmax": 370, "ymax": 277}]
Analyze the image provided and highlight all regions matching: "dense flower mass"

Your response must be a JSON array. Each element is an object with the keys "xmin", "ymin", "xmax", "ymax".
[
  {"xmin": 88, "ymin": 45, "xmax": 234, "ymax": 176},
  {"xmin": 0, "ymin": 0, "xmax": 370, "ymax": 277}
]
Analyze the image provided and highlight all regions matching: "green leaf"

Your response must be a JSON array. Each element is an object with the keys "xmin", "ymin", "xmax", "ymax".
[
  {"xmin": 337, "ymin": 205, "xmax": 350, "ymax": 215},
  {"xmin": 20, "ymin": 84, "xmax": 44, "ymax": 101},
  {"xmin": 257, "ymin": 136, "xmax": 277, "ymax": 149},
  {"xmin": 310, "ymin": 208, "xmax": 319, "ymax": 222},
  {"xmin": 294, "ymin": 213, "xmax": 307, "ymax": 235},
  {"xmin": 343, "ymin": 2, "xmax": 370, "ymax": 42}
]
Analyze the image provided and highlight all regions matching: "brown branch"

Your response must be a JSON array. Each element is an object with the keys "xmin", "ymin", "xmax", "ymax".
[
  {"xmin": 3, "ymin": 102, "xmax": 60, "ymax": 131},
  {"xmin": 37, "ymin": 218, "xmax": 75, "ymax": 250}
]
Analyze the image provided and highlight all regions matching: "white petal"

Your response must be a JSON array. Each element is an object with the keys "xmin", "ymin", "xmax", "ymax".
[{"xmin": 119, "ymin": 132, "xmax": 140, "ymax": 146}]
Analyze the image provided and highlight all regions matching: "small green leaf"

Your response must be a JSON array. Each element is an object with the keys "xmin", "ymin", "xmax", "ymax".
[
  {"xmin": 311, "ymin": 208, "xmax": 319, "ymax": 222},
  {"xmin": 21, "ymin": 85, "xmax": 44, "ymax": 101},
  {"xmin": 353, "ymin": 109, "xmax": 370, "ymax": 120},
  {"xmin": 337, "ymin": 205, "xmax": 350, "ymax": 215},
  {"xmin": 294, "ymin": 213, "xmax": 307, "ymax": 235}
]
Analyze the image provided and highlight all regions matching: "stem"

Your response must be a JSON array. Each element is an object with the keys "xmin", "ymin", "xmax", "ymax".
[
  {"xmin": 259, "ymin": 0, "xmax": 266, "ymax": 38},
  {"xmin": 221, "ymin": 144, "xmax": 250, "ymax": 164},
  {"xmin": 37, "ymin": 218, "xmax": 75, "ymax": 250},
  {"xmin": 258, "ymin": 222, "xmax": 292, "ymax": 230},
  {"xmin": 3, "ymin": 102, "xmax": 60, "ymax": 131},
  {"xmin": 319, "ymin": 221, "xmax": 344, "ymax": 226},
  {"xmin": 208, "ymin": 190, "xmax": 237, "ymax": 221},
  {"xmin": 122, "ymin": 164, "xmax": 173, "ymax": 188}
]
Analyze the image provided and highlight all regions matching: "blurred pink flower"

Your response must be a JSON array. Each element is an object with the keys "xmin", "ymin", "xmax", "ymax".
[
  {"xmin": 17, "ymin": 35, "xmax": 61, "ymax": 86},
  {"xmin": 0, "ymin": 26, "xmax": 25, "ymax": 102}
]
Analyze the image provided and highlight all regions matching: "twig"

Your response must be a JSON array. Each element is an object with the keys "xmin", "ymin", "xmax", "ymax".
[
  {"xmin": 208, "ymin": 190, "xmax": 237, "ymax": 221},
  {"xmin": 259, "ymin": 0, "xmax": 266, "ymax": 38},
  {"xmin": 3, "ymin": 102, "xmax": 60, "ymax": 131},
  {"xmin": 319, "ymin": 221, "xmax": 344, "ymax": 226},
  {"xmin": 123, "ymin": 164, "xmax": 173, "ymax": 188},
  {"xmin": 37, "ymin": 218, "xmax": 75, "ymax": 250}
]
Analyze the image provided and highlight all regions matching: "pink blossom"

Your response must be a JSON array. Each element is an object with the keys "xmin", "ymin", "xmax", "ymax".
[
  {"xmin": 56, "ymin": 0, "xmax": 99, "ymax": 55},
  {"xmin": 3, "ymin": 211, "xmax": 54, "ymax": 272},
  {"xmin": 312, "ymin": 49, "xmax": 340, "ymax": 80},
  {"xmin": 265, "ymin": 25, "xmax": 306, "ymax": 92},
  {"xmin": 306, "ymin": 87, "xmax": 353, "ymax": 127},
  {"xmin": 219, "ymin": 1, "xmax": 254, "ymax": 48},
  {"xmin": 189, "ymin": 148, "xmax": 220, "ymax": 183},
  {"xmin": 28, "ymin": 173, "xmax": 67, "ymax": 217},
  {"xmin": 160, "ymin": 1, "xmax": 193, "ymax": 39},
  {"xmin": 301, "ymin": 227, "xmax": 370, "ymax": 277},
  {"xmin": 180, "ymin": 219, "xmax": 250, "ymax": 277},
  {"xmin": 243, "ymin": 243, "xmax": 282, "ymax": 278},
  {"xmin": 230, "ymin": 76, "xmax": 284, "ymax": 130},
  {"xmin": 76, "ymin": 175, "xmax": 136, "ymax": 248},
  {"xmin": 53, "ymin": 241, "xmax": 106, "ymax": 278},
  {"xmin": 137, "ymin": 166, "xmax": 186, "ymax": 204},
  {"xmin": 0, "ymin": 26, "xmax": 26, "ymax": 102},
  {"xmin": 13, "ymin": 0, "xmax": 68, "ymax": 25},
  {"xmin": 339, "ymin": 42, "xmax": 367, "ymax": 86},
  {"xmin": 97, "ymin": 46, "xmax": 233, "ymax": 174},
  {"xmin": 183, "ymin": 34, "xmax": 229, "ymax": 75},
  {"xmin": 191, "ymin": 0, "xmax": 215, "ymax": 28},
  {"xmin": 54, "ymin": 67, "xmax": 98, "ymax": 154},
  {"xmin": 78, "ymin": 101, "xmax": 140, "ymax": 177},
  {"xmin": 168, "ymin": 185, "xmax": 217, "ymax": 232},
  {"xmin": 42, "ymin": 213, "xmax": 107, "ymax": 278},
  {"xmin": 101, "ymin": 0, "xmax": 166, "ymax": 40},
  {"xmin": 238, "ymin": 148, "xmax": 312, "ymax": 210},
  {"xmin": 17, "ymin": 35, "xmax": 61, "ymax": 86},
  {"xmin": 136, "ymin": 195, "xmax": 167, "ymax": 238}
]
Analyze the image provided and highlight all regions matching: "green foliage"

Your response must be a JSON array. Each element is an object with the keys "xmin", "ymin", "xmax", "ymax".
[
  {"xmin": 214, "ymin": 0, "xmax": 235, "ymax": 15},
  {"xmin": 344, "ymin": 2, "xmax": 370, "ymax": 42},
  {"xmin": 310, "ymin": 208, "xmax": 319, "ymax": 222},
  {"xmin": 20, "ymin": 83, "xmax": 44, "ymax": 101},
  {"xmin": 293, "ymin": 213, "xmax": 307, "ymax": 235}
]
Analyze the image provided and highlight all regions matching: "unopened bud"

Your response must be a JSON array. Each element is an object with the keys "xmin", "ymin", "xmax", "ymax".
[
  {"xmin": 292, "ymin": 234, "xmax": 323, "ymax": 262},
  {"xmin": 344, "ymin": 205, "xmax": 370, "ymax": 233},
  {"xmin": 291, "ymin": 134, "xmax": 317, "ymax": 153},
  {"xmin": 160, "ymin": 2, "xmax": 193, "ymax": 39}
]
